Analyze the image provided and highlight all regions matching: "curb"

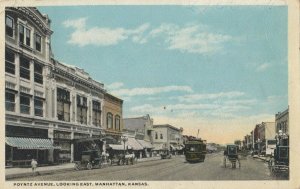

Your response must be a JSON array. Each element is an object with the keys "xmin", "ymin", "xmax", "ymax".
[
  {"xmin": 6, "ymin": 167, "xmax": 76, "ymax": 180},
  {"xmin": 6, "ymin": 158, "xmax": 162, "ymax": 180}
]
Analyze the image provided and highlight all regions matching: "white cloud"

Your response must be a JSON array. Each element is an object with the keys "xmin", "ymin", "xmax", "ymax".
[
  {"xmin": 173, "ymin": 91, "xmax": 245, "ymax": 102},
  {"xmin": 63, "ymin": 17, "xmax": 87, "ymax": 30},
  {"xmin": 106, "ymin": 82, "xmax": 124, "ymax": 90},
  {"xmin": 256, "ymin": 63, "xmax": 271, "ymax": 72},
  {"xmin": 63, "ymin": 18, "xmax": 150, "ymax": 47},
  {"xmin": 111, "ymin": 85, "xmax": 193, "ymax": 97},
  {"xmin": 150, "ymin": 23, "xmax": 232, "ymax": 54},
  {"xmin": 63, "ymin": 18, "xmax": 232, "ymax": 54}
]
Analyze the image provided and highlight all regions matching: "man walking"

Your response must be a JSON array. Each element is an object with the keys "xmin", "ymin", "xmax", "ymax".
[{"xmin": 31, "ymin": 159, "xmax": 38, "ymax": 176}]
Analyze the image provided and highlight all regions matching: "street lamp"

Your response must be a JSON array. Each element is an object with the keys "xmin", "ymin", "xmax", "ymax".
[
  {"xmin": 257, "ymin": 138, "xmax": 261, "ymax": 155},
  {"xmin": 121, "ymin": 136, "xmax": 128, "ymax": 155}
]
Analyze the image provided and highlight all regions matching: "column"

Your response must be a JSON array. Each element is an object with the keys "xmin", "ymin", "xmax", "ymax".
[
  {"xmin": 30, "ymin": 60, "xmax": 34, "ymax": 116},
  {"xmin": 70, "ymin": 131, "xmax": 74, "ymax": 162},
  {"xmin": 48, "ymin": 126, "xmax": 54, "ymax": 162},
  {"xmin": 15, "ymin": 54, "xmax": 20, "ymax": 114},
  {"xmin": 52, "ymin": 86, "xmax": 56, "ymax": 119}
]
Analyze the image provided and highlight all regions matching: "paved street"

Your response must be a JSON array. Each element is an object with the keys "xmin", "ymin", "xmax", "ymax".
[{"xmin": 10, "ymin": 153, "xmax": 288, "ymax": 181}]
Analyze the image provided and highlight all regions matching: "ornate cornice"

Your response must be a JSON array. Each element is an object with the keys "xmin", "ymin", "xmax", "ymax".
[
  {"xmin": 9, "ymin": 7, "xmax": 53, "ymax": 35},
  {"xmin": 53, "ymin": 66, "xmax": 106, "ymax": 95}
]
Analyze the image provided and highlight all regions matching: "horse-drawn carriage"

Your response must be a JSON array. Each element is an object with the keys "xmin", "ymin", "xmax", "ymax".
[
  {"xmin": 268, "ymin": 142, "xmax": 289, "ymax": 175},
  {"xmin": 110, "ymin": 153, "xmax": 135, "ymax": 165},
  {"xmin": 223, "ymin": 144, "xmax": 241, "ymax": 169}
]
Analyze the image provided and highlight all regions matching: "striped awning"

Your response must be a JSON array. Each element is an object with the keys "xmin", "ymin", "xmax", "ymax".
[
  {"xmin": 108, "ymin": 144, "xmax": 132, "ymax": 151},
  {"xmin": 127, "ymin": 138, "xmax": 143, "ymax": 150},
  {"xmin": 6, "ymin": 137, "xmax": 61, "ymax": 150},
  {"xmin": 137, "ymin": 140, "xmax": 153, "ymax": 149}
]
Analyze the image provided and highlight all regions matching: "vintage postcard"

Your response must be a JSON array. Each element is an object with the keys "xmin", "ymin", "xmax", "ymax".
[{"xmin": 1, "ymin": 0, "xmax": 299, "ymax": 189}]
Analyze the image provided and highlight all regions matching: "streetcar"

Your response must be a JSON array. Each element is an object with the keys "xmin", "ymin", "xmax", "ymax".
[{"xmin": 184, "ymin": 137, "xmax": 206, "ymax": 163}]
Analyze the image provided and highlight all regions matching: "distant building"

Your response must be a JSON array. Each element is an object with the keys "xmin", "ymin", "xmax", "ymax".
[
  {"xmin": 123, "ymin": 114, "xmax": 154, "ymax": 142},
  {"xmin": 152, "ymin": 124, "xmax": 184, "ymax": 155},
  {"xmin": 275, "ymin": 108, "xmax": 289, "ymax": 146},
  {"xmin": 257, "ymin": 122, "xmax": 276, "ymax": 154},
  {"xmin": 123, "ymin": 115, "xmax": 154, "ymax": 157}
]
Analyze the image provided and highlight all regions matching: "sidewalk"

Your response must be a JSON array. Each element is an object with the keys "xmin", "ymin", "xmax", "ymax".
[
  {"xmin": 6, "ymin": 156, "xmax": 163, "ymax": 180},
  {"xmin": 252, "ymin": 155, "xmax": 269, "ymax": 162}
]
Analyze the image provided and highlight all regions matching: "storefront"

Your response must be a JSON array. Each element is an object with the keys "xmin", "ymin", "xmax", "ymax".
[
  {"xmin": 137, "ymin": 140, "xmax": 153, "ymax": 157},
  {"xmin": 53, "ymin": 130, "xmax": 72, "ymax": 164},
  {"xmin": 5, "ymin": 126, "xmax": 60, "ymax": 167},
  {"xmin": 5, "ymin": 137, "xmax": 60, "ymax": 167}
]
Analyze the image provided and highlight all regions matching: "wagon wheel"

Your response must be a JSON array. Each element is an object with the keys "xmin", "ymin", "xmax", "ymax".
[
  {"xmin": 74, "ymin": 163, "xmax": 81, "ymax": 171},
  {"xmin": 87, "ymin": 162, "xmax": 92, "ymax": 170},
  {"xmin": 232, "ymin": 161, "xmax": 235, "ymax": 169}
]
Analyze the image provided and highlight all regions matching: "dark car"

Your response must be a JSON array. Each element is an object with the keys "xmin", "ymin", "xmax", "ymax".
[
  {"xmin": 160, "ymin": 149, "xmax": 172, "ymax": 159},
  {"xmin": 74, "ymin": 150, "xmax": 103, "ymax": 170}
]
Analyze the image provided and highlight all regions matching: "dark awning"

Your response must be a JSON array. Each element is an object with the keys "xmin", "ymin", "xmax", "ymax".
[{"xmin": 6, "ymin": 137, "xmax": 61, "ymax": 150}]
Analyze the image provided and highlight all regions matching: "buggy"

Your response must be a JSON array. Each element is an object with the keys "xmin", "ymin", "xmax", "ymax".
[
  {"xmin": 268, "ymin": 145, "xmax": 289, "ymax": 175},
  {"xmin": 223, "ymin": 145, "xmax": 241, "ymax": 169}
]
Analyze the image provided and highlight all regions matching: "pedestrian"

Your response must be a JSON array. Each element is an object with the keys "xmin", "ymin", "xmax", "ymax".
[{"xmin": 31, "ymin": 159, "xmax": 38, "ymax": 176}]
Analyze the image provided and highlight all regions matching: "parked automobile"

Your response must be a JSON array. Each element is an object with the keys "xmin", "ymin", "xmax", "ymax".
[{"xmin": 160, "ymin": 149, "xmax": 172, "ymax": 159}]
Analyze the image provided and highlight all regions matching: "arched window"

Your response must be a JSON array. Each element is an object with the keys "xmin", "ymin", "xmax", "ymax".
[
  {"xmin": 107, "ymin": 112, "xmax": 113, "ymax": 129},
  {"xmin": 115, "ymin": 115, "xmax": 120, "ymax": 131}
]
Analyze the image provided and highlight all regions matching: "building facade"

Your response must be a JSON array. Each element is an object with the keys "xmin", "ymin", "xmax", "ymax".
[
  {"xmin": 5, "ymin": 7, "xmax": 120, "ymax": 166},
  {"xmin": 103, "ymin": 93, "xmax": 123, "ymax": 143},
  {"xmin": 123, "ymin": 114, "xmax": 154, "ymax": 142},
  {"xmin": 5, "ymin": 7, "xmax": 55, "ymax": 166},
  {"xmin": 275, "ymin": 108, "xmax": 289, "ymax": 146},
  {"xmin": 152, "ymin": 124, "xmax": 184, "ymax": 155},
  {"xmin": 123, "ymin": 114, "xmax": 154, "ymax": 157}
]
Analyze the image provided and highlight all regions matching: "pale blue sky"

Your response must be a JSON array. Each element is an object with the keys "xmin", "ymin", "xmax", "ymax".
[{"xmin": 39, "ymin": 6, "xmax": 288, "ymax": 144}]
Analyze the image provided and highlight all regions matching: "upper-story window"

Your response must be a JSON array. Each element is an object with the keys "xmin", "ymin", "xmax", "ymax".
[
  {"xmin": 35, "ymin": 34, "xmax": 41, "ymax": 52},
  {"xmin": 34, "ymin": 62, "xmax": 43, "ymax": 84},
  {"xmin": 20, "ymin": 94, "xmax": 30, "ymax": 114},
  {"xmin": 77, "ymin": 95, "xmax": 87, "ymax": 125},
  {"xmin": 6, "ymin": 16, "xmax": 14, "ymax": 37},
  {"xmin": 19, "ymin": 24, "xmax": 31, "ymax": 46},
  {"xmin": 160, "ymin": 133, "xmax": 163, "ymax": 139},
  {"xmin": 5, "ymin": 91, "xmax": 15, "ymax": 112},
  {"xmin": 115, "ymin": 115, "xmax": 120, "ymax": 131},
  {"xmin": 92, "ymin": 100, "xmax": 101, "ymax": 126},
  {"xmin": 107, "ymin": 112, "xmax": 113, "ymax": 129},
  {"xmin": 5, "ymin": 50, "xmax": 15, "ymax": 75},
  {"xmin": 34, "ymin": 98, "xmax": 43, "ymax": 117},
  {"xmin": 20, "ymin": 56, "xmax": 30, "ymax": 80},
  {"xmin": 57, "ymin": 88, "xmax": 70, "ymax": 122}
]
